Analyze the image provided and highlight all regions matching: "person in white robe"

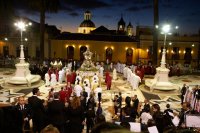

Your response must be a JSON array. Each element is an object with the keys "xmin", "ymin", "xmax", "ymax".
[
  {"xmin": 74, "ymin": 82, "xmax": 83, "ymax": 97},
  {"xmin": 61, "ymin": 68, "xmax": 66, "ymax": 82},
  {"xmin": 94, "ymin": 85, "xmax": 102, "ymax": 102},
  {"xmin": 127, "ymin": 68, "xmax": 132, "ymax": 82},
  {"xmin": 99, "ymin": 66, "xmax": 104, "ymax": 78},
  {"xmin": 76, "ymin": 73, "xmax": 82, "ymax": 83},
  {"xmin": 91, "ymin": 80, "xmax": 98, "ymax": 91},
  {"xmin": 123, "ymin": 66, "xmax": 127, "ymax": 79},
  {"xmin": 84, "ymin": 84, "xmax": 91, "ymax": 102},
  {"xmin": 113, "ymin": 68, "xmax": 117, "ymax": 80},
  {"xmin": 92, "ymin": 73, "xmax": 99, "ymax": 82},
  {"xmin": 83, "ymin": 78, "xmax": 90, "ymax": 88},
  {"xmin": 50, "ymin": 72, "xmax": 57, "ymax": 86},
  {"xmin": 58, "ymin": 69, "xmax": 63, "ymax": 84},
  {"xmin": 132, "ymin": 74, "xmax": 141, "ymax": 90},
  {"xmin": 45, "ymin": 72, "xmax": 50, "ymax": 86}
]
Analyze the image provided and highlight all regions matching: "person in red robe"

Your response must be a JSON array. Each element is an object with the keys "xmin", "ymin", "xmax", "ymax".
[
  {"xmin": 55, "ymin": 67, "xmax": 59, "ymax": 81},
  {"xmin": 140, "ymin": 66, "xmax": 145, "ymax": 80},
  {"xmin": 66, "ymin": 73, "xmax": 72, "ymax": 84},
  {"xmin": 48, "ymin": 67, "xmax": 53, "ymax": 80},
  {"xmin": 71, "ymin": 71, "xmax": 76, "ymax": 84},
  {"xmin": 106, "ymin": 74, "xmax": 112, "ymax": 90},
  {"xmin": 65, "ymin": 82, "xmax": 73, "ymax": 102},
  {"xmin": 105, "ymin": 71, "xmax": 109, "ymax": 83},
  {"xmin": 136, "ymin": 70, "xmax": 142, "ymax": 81},
  {"xmin": 59, "ymin": 87, "xmax": 67, "ymax": 103}
]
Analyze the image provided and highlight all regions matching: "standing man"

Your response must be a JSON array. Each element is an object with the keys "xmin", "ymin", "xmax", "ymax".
[
  {"xmin": 94, "ymin": 85, "xmax": 102, "ymax": 103},
  {"xmin": 16, "ymin": 96, "xmax": 31, "ymax": 133},
  {"xmin": 47, "ymin": 92, "xmax": 66, "ymax": 133},
  {"xmin": 181, "ymin": 84, "xmax": 187, "ymax": 104},
  {"xmin": 28, "ymin": 88, "xmax": 46, "ymax": 133}
]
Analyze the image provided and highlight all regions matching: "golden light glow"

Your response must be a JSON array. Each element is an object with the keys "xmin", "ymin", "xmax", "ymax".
[
  {"xmin": 111, "ymin": 46, "xmax": 114, "ymax": 50},
  {"xmin": 171, "ymin": 50, "xmax": 173, "ymax": 54},
  {"xmin": 191, "ymin": 51, "xmax": 193, "ymax": 54},
  {"xmin": 86, "ymin": 45, "xmax": 89, "ymax": 48},
  {"xmin": 65, "ymin": 45, "xmax": 68, "ymax": 48},
  {"xmin": 105, "ymin": 46, "xmax": 107, "ymax": 50},
  {"xmin": 79, "ymin": 45, "xmax": 82, "ymax": 48},
  {"xmin": 125, "ymin": 47, "xmax": 128, "ymax": 50},
  {"xmin": 184, "ymin": 50, "xmax": 186, "ymax": 54},
  {"xmin": 73, "ymin": 45, "xmax": 75, "ymax": 48},
  {"xmin": 167, "ymin": 50, "xmax": 169, "ymax": 53},
  {"xmin": 179, "ymin": 50, "xmax": 181, "ymax": 54},
  {"xmin": 132, "ymin": 47, "xmax": 134, "ymax": 50},
  {"xmin": 159, "ymin": 49, "xmax": 161, "ymax": 53},
  {"xmin": 146, "ymin": 49, "xmax": 149, "ymax": 52}
]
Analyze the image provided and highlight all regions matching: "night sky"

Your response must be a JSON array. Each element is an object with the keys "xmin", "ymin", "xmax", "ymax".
[{"xmin": 18, "ymin": 0, "xmax": 200, "ymax": 35}]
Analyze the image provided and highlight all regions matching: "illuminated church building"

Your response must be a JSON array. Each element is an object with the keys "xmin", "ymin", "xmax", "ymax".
[
  {"xmin": 50, "ymin": 11, "xmax": 199, "ymax": 66},
  {"xmin": 0, "ymin": 11, "xmax": 199, "ymax": 66}
]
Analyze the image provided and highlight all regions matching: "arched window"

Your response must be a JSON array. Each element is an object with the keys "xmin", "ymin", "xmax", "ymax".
[
  {"xmin": 67, "ymin": 46, "xmax": 74, "ymax": 60},
  {"xmin": 184, "ymin": 48, "xmax": 192, "ymax": 64},
  {"xmin": 126, "ymin": 48, "xmax": 133, "ymax": 65},
  {"xmin": 80, "ymin": 46, "xmax": 87, "ymax": 61},
  {"xmin": 106, "ymin": 48, "xmax": 113, "ymax": 62}
]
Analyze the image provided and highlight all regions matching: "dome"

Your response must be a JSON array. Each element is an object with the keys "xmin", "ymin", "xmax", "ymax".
[
  {"xmin": 118, "ymin": 17, "xmax": 125, "ymax": 25},
  {"xmin": 127, "ymin": 22, "xmax": 133, "ymax": 28},
  {"xmin": 85, "ymin": 10, "xmax": 91, "ymax": 14},
  {"xmin": 80, "ymin": 20, "xmax": 95, "ymax": 27}
]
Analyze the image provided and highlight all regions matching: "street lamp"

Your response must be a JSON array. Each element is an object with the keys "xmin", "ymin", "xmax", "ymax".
[
  {"xmin": 14, "ymin": 21, "xmax": 31, "ymax": 63},
  {"xmin": 160, "ymin": 24, "xmax": 172, "ymax": 68}
]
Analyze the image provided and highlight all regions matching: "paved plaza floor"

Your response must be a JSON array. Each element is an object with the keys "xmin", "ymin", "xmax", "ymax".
[{"xmin": 0, "ymin": 68, "xmax": 200, "ymax": 122}]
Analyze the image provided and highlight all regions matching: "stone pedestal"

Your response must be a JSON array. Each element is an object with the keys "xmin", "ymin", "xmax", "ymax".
[
  {"xmin": 2, "ymin": 45, "xmax": 42, "ymax": 89},
  {"xmin": 145, "ymin": 67, "xmax": 179, "ymax": 91}
]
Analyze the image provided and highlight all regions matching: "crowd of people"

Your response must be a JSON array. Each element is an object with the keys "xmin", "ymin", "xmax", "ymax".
[{"xmin": 0, "ymin": 59, "xmax": 200, "ymax": 133}]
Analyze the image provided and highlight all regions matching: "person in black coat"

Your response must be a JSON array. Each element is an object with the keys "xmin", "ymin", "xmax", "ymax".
[
  {"xmin": 152, "ymin": 104, "xmax": 164, "ymax": 133},
  {"xmin": 15, "ymin": 96, "xmax": 31, "ymax": 133},
  {"xmin": 181, "ymin": 84, "xmax": 187, "ymax": 104},
  {"xmin": 47, "ymin": 92, "xmax": 66, "ymax": 133},
  {"xmin": 164, "ymin": 104, "xmax": 174, "ymax": 127},
  {"xmin": 132, "ymin": 95, "xmax": 139, "ymax": 112},
  {"xmin": 28, "ymin": 88, "xmax": 47, "ymax": 133},
  {"xmin": 86, "ymin": 104, "xmax": 96, "ymax": 133},
  {"xmin": 121, "ymin": 107, "xmax": 135, "ymax": 123}
]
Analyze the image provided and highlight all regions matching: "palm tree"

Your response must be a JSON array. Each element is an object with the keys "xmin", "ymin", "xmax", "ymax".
[
  {"xmin": 26, "ymin": 0, "xmax": 61, "ymax": 60},
  {"xmin": 153, "ymin": 0, "xmax": 159, "ymax": 65}
]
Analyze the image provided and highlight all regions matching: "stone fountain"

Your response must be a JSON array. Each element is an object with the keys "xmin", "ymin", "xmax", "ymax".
[
  {"xmin": 1, "ymin": 45, "xmax": 43, "ymax": 90},
  {"xmin": 145, "ymin": 49, "xmax": 179, "ymax": 91},
  {"xmin": 145, "ymin": 24, "xmax": 179, "ymax": 92}
]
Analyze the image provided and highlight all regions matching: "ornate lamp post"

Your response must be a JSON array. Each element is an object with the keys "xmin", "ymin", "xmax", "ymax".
[
  {"xmin": 14, "ymin": 21, "xmax": 32, "ymax": 63},
  {"xmin": 160, "ymin": 24, "xmax": 171, "ymax": 68}
]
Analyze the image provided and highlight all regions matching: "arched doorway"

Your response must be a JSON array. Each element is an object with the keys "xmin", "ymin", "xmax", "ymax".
[
  {"xmin": 126, "ymin": 48, "xmax": 133, "ymax": 65},
  {"xmin": 67, "ymin": 46, "xmax": 74, "ymax": 60},
  {"xmin": 80, "ymin": 46, "xmax": 87, "ymax": 61},
  {"xmin": 106, "ymin": 48, "xmax": 113, "ymax": 62}
]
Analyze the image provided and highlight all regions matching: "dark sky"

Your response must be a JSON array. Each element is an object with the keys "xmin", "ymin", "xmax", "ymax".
[{"xmin": 18, "ymin": 0, "xmax": 200, "ymax": 35}]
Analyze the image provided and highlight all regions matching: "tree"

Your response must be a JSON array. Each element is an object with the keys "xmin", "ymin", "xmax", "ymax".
[
  {"xmin": 153, "ymin": 0, "xmax": 159, "ymax": 65},
  {"xmin": 25, "ymin": 0, "xmax": 61, "ymax": 60}
]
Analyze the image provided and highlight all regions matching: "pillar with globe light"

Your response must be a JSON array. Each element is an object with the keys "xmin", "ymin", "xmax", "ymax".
[
  {"xmin": 145, "ymin": 24, "xmax": 179, "ymax": 91},
  {"xmin": 2, "ymin": 21, "xmax": 42, "ymax": 89}
]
